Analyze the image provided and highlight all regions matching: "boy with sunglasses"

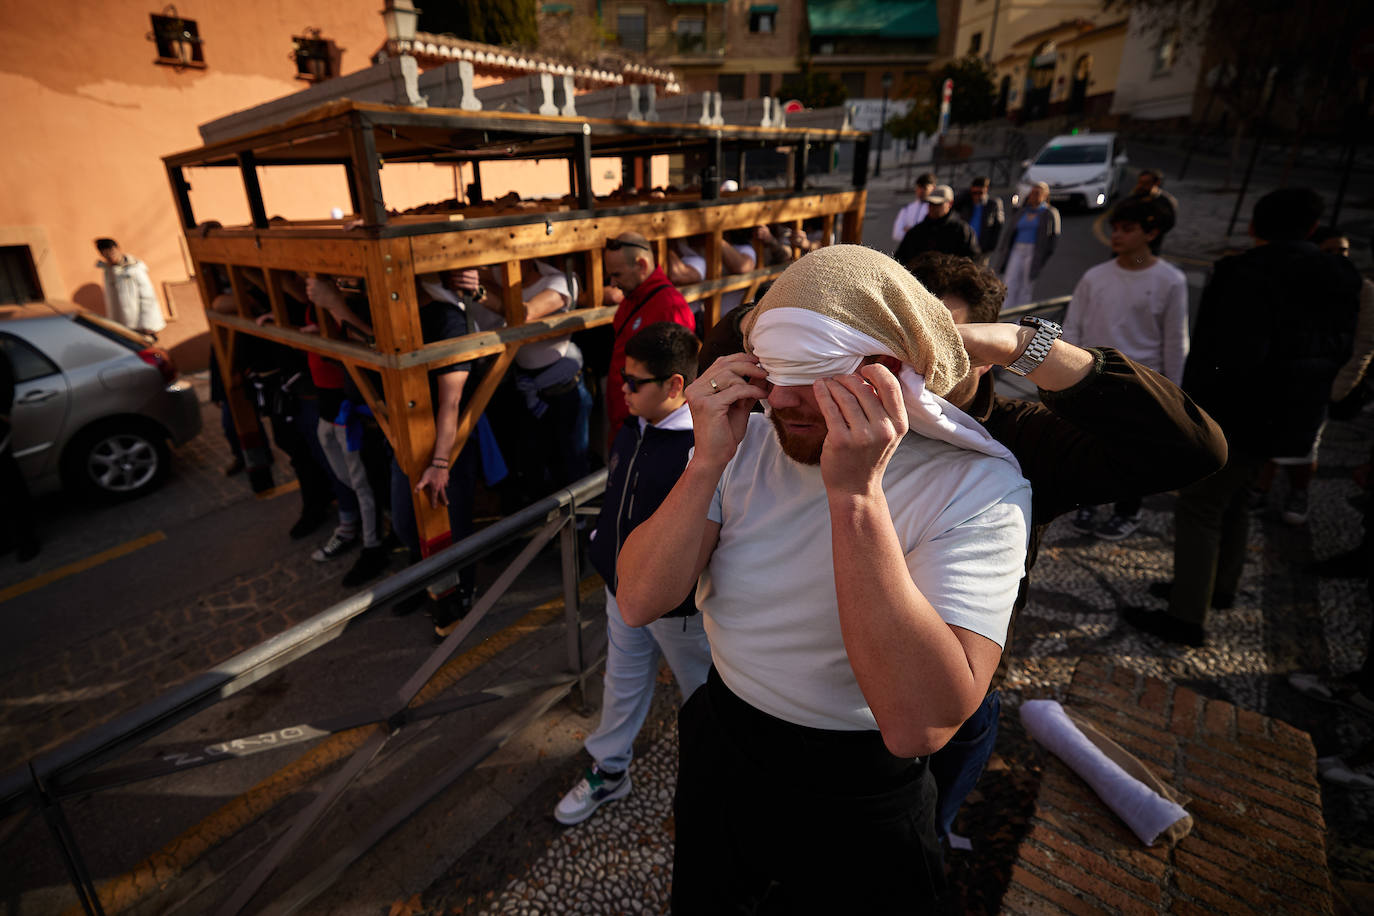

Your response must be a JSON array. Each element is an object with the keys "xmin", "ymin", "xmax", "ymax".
[{"xmin": 555, "ymin": 321, "xmax": 712, "ymax": 825}]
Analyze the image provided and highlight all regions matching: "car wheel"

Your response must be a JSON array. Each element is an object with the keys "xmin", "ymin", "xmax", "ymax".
[{"xmin": 63, "ymin": 420, "xmax": 170, "ymax": 501}]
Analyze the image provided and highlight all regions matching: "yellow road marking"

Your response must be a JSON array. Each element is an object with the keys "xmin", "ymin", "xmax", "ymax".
[
  {"xmin": 254, "ymin": 480, "xmax": 301, "ymax": 500},
  {"xmin": 0, "ymin": 532, "xmax": 166, "ymax": 605},
  {"xmin": 70, "ymin": 575, "xmax": 605, "ymax": 916},
  {"xmin": 1092, "ymin": 210, "xmax": 1111, "ymax": 247}
]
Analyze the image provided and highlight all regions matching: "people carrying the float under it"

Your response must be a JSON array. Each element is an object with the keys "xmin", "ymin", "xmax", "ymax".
[
  {"xmin": 554, "ymin": 321, "xmax": 712, "ymax": 826},
  {"xmin": 616, "ymin": 244, "xmax": 1031, "ymax": 913},
  {"xmin": 602, "ymin": 232, "xmax": 696, "ymax": 447}
]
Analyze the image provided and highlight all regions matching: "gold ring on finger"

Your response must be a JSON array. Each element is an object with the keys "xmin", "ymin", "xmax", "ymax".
[{"xmin": 710, "ymin": 378, "xmax": 720, "ymax": 392}]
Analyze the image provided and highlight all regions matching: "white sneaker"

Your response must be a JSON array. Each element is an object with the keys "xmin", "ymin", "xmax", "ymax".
[
  {"xmin": 1317, "ymin": 756, "xmax": 1374, "ymax": 789},
  {"xmin": 554, "ymin": 765, "xmax": 630, "ymax": 825},
  {"xmin": 312, "ymin": 531, "xmax": 357, "ymax": 562}
]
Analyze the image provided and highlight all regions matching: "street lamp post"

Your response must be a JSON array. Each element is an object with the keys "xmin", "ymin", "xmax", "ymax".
[{"xmin": 875, "ymin": 72, "xmax": 893, "ymax": 177}]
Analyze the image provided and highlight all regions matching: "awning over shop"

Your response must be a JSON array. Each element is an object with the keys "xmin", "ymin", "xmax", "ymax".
[
  {"xmin": 750, "ymin": 3, "xmax": 779, "ymax": 12},
  {"xmin": 805, "ymin": 0, "xmax": 938, "ymax": 38}
]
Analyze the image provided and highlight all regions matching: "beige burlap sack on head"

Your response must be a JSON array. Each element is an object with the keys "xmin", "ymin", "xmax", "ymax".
[{"xmin": 740, "ymin": 244, "xmax": 970, "ymax": 398}]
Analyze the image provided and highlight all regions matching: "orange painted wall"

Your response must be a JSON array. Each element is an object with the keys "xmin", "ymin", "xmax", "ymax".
[
  {"xmin": 0, "ymin": 0, "xmax": 390, "ymax": 368},
  {"xmin": 0, "ymin": 0, "xmax": 670, "ymax": 370}
]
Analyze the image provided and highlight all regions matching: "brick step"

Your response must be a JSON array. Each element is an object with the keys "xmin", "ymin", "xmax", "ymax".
[{"xmin": 1002, "ymin": 656, "xmax": 1333, "ymax": 915}]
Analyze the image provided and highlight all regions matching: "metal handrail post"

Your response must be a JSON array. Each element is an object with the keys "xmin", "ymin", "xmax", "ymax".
[
  {"xmin": 560, "ymin": 495, "xmax": 589, "ymax": 712},
  {"xmin": 31, "ymin": 764, "xmax": 105, "ymax": 916}
]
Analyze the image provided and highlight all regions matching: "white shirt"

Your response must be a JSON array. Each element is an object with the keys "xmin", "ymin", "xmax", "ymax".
[
  {"xmin": 700, "ymin": 414, "xmax": 1031, "ymax": 732},
  {"xmin": 891, "ymin": 200, "xmax": 930, "ymax": 244},
  {"xmin": 1062, "ymin": 259, "xmax": 1190, "ymax": 384},
  {"xmin": 676, "ymin": 242, "xmax": 756, "ymax": 316},
  {"xmin": 487, "ymin": 260, "xmax": 573, "ymax": 369}
]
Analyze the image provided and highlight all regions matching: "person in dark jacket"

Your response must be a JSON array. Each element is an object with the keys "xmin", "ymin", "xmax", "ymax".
[
  {"xmin": 554, "ymin": 322, "xmax": 711, "ymax": 826},
  {"xmin": 893, "ymin": 184, "xmax": 982, "ymax": 265},
  {"xmin": 1126, "ymin": 187, "xmax": 1361, "ymax": 646},
  {"xmin": 952, "ymin": 176, "xmax": 1006, "ymax": 258}
]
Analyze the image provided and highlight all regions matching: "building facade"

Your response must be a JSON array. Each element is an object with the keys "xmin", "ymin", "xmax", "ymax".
[
  {"xmin": 564, "ymin": 0, "xmax": 955, "ymax": 104},
  {"xmin": 953, "ymin": 0, "xmax": 1127, "ymax": 122}
]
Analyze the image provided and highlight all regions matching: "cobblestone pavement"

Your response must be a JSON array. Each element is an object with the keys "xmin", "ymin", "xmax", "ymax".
[{"xmin": 418, "ymin": 408, "xmax": 1374, "ymax": 916}]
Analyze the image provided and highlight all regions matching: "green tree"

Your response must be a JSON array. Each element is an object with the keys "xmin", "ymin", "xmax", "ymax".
[
  {"xmin": 936, "ymin": 55, "xmax": 997, "ymax": 126},
  {"xmin": 778, "ymin": 69, "xmax": 848, "ymax": 109},
  {"xmin": 422, "ymin": 0, "xmax": 538, "ymax": 49}
]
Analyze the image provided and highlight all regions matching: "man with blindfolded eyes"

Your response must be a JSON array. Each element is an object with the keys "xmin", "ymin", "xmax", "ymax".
[
  {"xmin": 617, "ymin": 245, "xmax": 1031, "ymax": 913},
  {"xmin": 602, "ymin": 232, "xmax": 696, "ymax": 446}
]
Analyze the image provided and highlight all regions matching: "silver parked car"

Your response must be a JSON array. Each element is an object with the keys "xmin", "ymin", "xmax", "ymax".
[{"xmin": 1, "ymin": 302, "xmax": 201, "ymax": 500}]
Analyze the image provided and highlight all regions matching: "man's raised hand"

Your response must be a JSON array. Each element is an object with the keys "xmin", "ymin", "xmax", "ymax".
[
  {"xmin": 813, "ymin": 362, "xmax": 908, "ymax": 497},
  {"xmin": 689, "ymin": 354, "xmax": 770, "ymax": 469}
]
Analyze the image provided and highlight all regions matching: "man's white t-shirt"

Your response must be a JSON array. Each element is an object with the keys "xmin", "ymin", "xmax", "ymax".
[
  {"xmin": 676, "ymin": 241, "xmax": 756, "ymax": 316},
  {"xmin": 488, "ymin": 260, "xmax": 574, "ymax": 369},
  {"xmin": 1062, "ymin": 259, "xmax": 1189, "ymax": 384},
  {"xmin": 700, "ymin": 414, "xmax": 1031, "ymax": 732},
  {"xmin": 891, "ymin": 200, "xmax": 930, "ymax": 244}
]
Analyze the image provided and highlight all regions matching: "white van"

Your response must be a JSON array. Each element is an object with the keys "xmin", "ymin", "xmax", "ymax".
[{"xmin": 1013, "ymin": 132, "xmax": 1129, "ymax": 211}]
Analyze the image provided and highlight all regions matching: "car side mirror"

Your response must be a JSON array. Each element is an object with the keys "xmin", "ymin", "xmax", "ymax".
[{"xmin": 1114, "ymin": 154, "xmax": 1128, "ymax": 165}]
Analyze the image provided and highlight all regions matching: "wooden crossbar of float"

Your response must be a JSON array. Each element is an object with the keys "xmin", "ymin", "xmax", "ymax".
[{"xmin": 167, "ymin": 99, "xmax": 870, "ymax": 553}]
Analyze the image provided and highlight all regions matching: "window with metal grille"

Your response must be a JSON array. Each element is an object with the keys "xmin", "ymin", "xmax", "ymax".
[
  {"xmin": 149, "ymin": 10, "xmax": 205, "ymax": 68},
  {"xmin": 617, "ymin": 7, "xmax": 647, "ymax": 52}
]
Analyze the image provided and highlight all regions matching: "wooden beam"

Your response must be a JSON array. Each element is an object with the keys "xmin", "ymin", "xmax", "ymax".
[
  {"xmin": 366, "ymin": 237, "xmax": 426, "ymax": 355},
  {"xmin": 499, "ymin": 260, "xmax": 525, "ymax": 326},
  {"xmin": 347, "ymin": 113, "xmax": 387, "ymax": 226},
  {"xmin": 574, "ymin": 129, "xmax": 594, "ymax": 210},
  {"xmin": 343, "ymin": 364, "xmax": 391, "ymax": 444},
  {"xmin": 188, "ymin": 235, "xmax": 371, "ymax": 274},
  {"xmin": 237, "ymin": 152, "xmax": 269, "ymax": 229},
  {"xmin": 405, "ymin": 191, "xmax": 864, "ymax": 273},
  {"xmin": 166, "ymin": 164, "xmax": 195, "ymax": 229},
  {"xmin": 703, "ymin": 230, "xmax": 722, "ymax": 330}
]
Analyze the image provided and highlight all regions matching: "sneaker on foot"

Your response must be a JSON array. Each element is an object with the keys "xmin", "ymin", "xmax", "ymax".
[
  {"xmin": 554, "ymin": 765, "xmax": 631, "ymax": 825},
  {"xmin": 312, "ymin": 531, "xmax": 357, "ymax": 562},
  {"xmin": 1071, "ymin": 507, "xmax": 1098, "ymax": 534},
  {"xmin": 1096, "ymin": 512, "xmax": 1143, "ymax": 542},
  {"xmin": 341, "ymin": 545, "xmax": 390, "ymax": 587},
  {"xmin": 1317, "ymin": 755, "xmax": 1374, "ymax": 789},
  {"xmin": 1282, "ymin": 490, "xmax": 1309, "ymax": 525},
  {"xmin": 1287, "ymin": 672, "xmax": 1374, "ymax": 716},
  {"xmin": 1121, "ymin": 606, "xmax": 1205, "ymax": 647}
]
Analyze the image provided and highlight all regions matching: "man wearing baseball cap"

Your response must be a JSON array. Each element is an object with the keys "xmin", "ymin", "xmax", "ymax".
[{"xmin": 894, "ymin": 183, "xmax": 982, "ymax": 265}]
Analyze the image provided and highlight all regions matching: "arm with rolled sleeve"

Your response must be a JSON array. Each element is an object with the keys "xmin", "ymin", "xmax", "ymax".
[{"xmin": 814, "ymin": 368, "xmax": 1028, "ymax": 758}]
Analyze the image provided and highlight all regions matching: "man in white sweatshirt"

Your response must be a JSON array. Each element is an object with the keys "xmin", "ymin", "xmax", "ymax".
[
  {"xmin": 95, "ymin": 238, "xmax": 165, "ymax": 337},
  {"xmin": 1062, "ymin": 197, "xmax": 1189, "ymax": 541}
]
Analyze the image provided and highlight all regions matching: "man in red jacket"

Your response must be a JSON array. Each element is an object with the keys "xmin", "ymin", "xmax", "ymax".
[{"xmin": 603, "ymin": 232, "xmax": 696, "ymax": 443}]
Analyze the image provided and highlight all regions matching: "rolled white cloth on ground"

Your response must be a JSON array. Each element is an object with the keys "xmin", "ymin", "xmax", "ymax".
[{"xmin": 1020, "ymin": 698, "xmax": 1193, "ymax": 846}]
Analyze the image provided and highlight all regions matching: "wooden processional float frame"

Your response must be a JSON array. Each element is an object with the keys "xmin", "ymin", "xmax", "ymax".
[{"xmin": 163, "ymin": 99, "xmax": 871, "ymax": 554}]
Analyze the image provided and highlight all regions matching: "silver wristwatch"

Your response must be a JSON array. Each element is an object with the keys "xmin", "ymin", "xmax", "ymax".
[{"xmin": 1005, "ymin": 315, "xmax": 1062, "ymax": 377}]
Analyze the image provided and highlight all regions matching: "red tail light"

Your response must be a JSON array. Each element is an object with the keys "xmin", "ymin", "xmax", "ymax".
[{"xmin": 138, "ymin": 347, "xmax": 178, "ymax": 384}]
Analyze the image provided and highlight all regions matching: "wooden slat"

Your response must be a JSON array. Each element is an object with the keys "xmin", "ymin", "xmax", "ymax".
[
  {"xmin": 405, "ymin": 191, "xmax": 862, "ymax": 273},
  {"xmin": 207, "ymin": 313, "xmax": 394, "ymax": 368},
  {"xmin": 343, "ymin": 364, "xmax": 391, "ymax": 444},
  {"xmin": 188, "ymin": 235, "xmax": 371, "ymax": 274}
]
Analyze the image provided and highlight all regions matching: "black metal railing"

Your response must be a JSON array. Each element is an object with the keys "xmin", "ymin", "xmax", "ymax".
[{"xmin": 0, "ymin": 470, "xmax": 608, "ymax": 916}]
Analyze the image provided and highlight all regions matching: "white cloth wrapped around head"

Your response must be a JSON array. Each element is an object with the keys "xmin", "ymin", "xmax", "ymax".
[{"xmin": 742, "ymin": 245, "xmax": 1018, "ymax": 466}]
